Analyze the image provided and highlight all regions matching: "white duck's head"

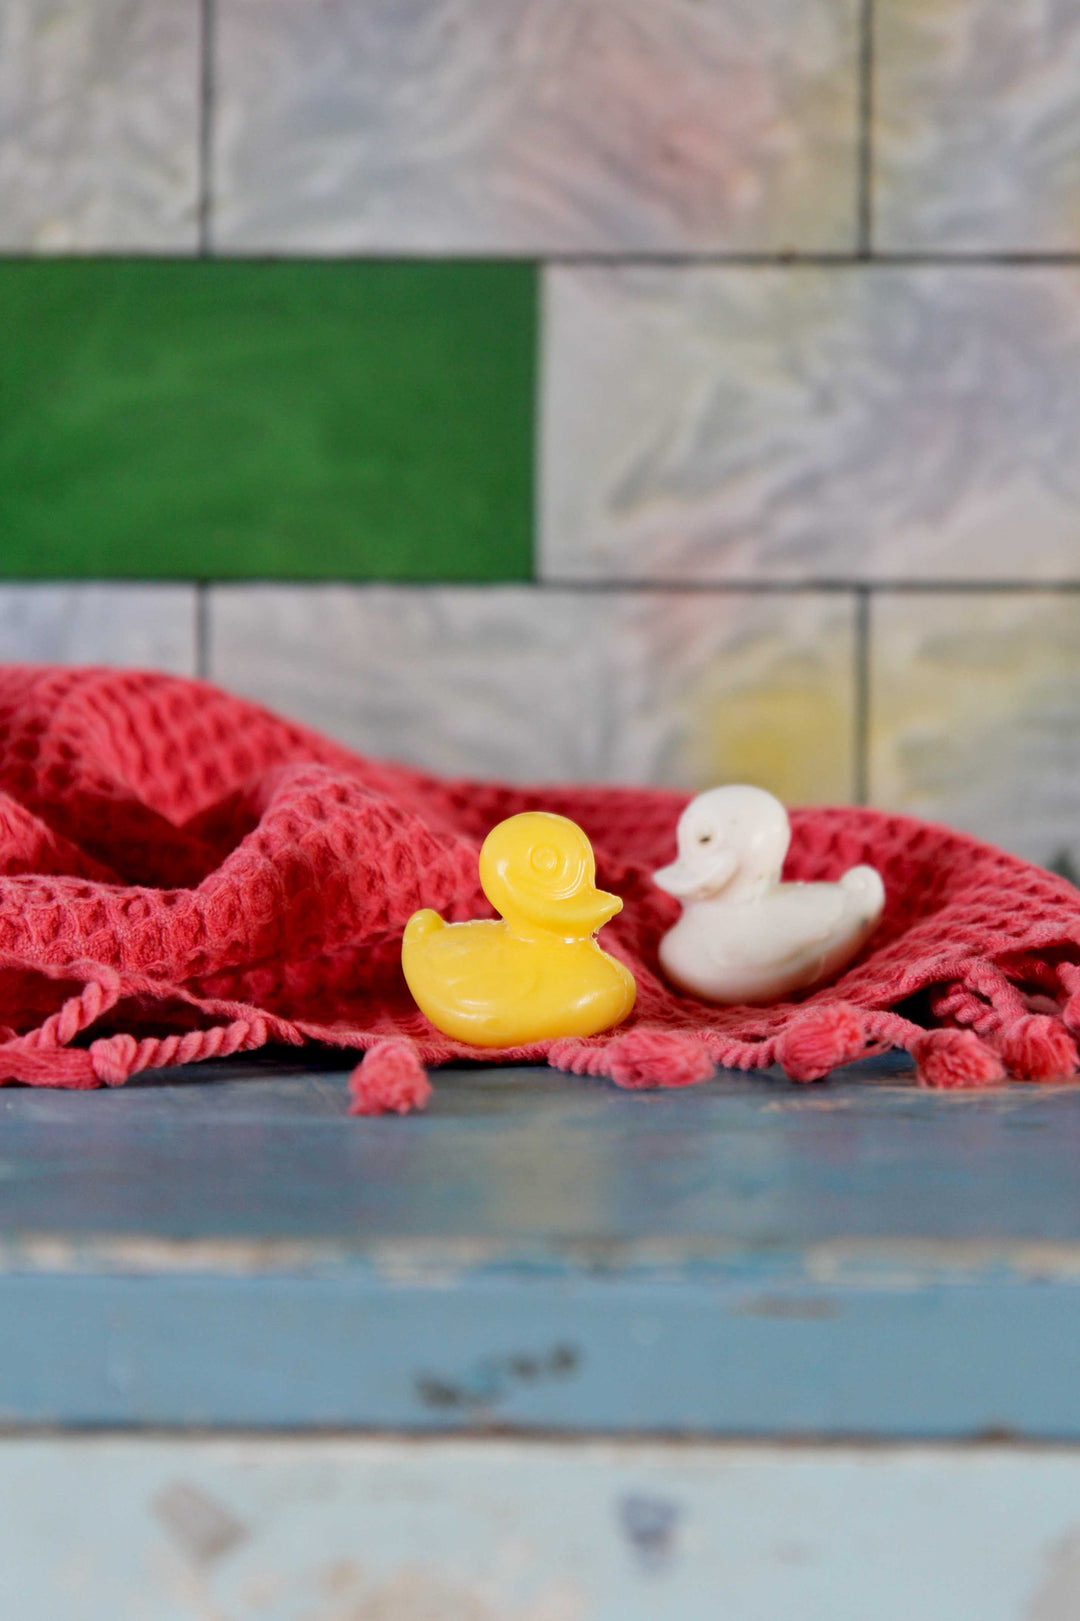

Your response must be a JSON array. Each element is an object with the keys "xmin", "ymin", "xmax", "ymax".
[{"xmin": 653, "ymin": 785, "xmax": 791, "ymax": 903}]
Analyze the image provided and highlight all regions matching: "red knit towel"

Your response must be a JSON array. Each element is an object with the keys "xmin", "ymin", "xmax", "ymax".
[{"xmin": 1, "ymin": 665, "xmax": 1079, "ymax": 1113}]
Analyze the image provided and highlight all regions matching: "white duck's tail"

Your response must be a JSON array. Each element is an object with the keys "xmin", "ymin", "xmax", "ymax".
[{"xmin": 840, "ymin": 864, "xmax": 886, "ymax": 926}]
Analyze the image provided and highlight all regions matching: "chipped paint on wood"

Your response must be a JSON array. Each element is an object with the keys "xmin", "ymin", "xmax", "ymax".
[{"xmin": 151, "ymin": 1482, "xmax": 248, "ymax": 1566}]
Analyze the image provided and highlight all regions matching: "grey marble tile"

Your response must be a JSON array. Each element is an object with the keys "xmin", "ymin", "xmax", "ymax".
[
  {"xmin": 211, "ymin": 0, "xmax": 859, "ymax": 254},
  {"xmin": 539, "ymin": 265, "xmax": 1080, "ymax": 583},
  {"xmin": 0, "ymin": 586, "xmax": 198, "ymax": 672},
  {"xmin": 0, "ymin": 0, "xmax": 200, "ymax": 252},
  {"xmin": 874, "ymin": 0, "xmax": 1080, "ymax": 252},
  {"xmin": 209, "ymin": 584, "xmax": 856, "ymax": 803},
  {"xmin": 869, "ymin": 592, "xmax": 1080, "ymax": 870}
]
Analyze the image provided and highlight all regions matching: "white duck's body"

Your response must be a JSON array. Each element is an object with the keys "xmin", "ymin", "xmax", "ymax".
[{"xmin": 653, "ymin": 786, "xmax": 884, "ymax": 1005}]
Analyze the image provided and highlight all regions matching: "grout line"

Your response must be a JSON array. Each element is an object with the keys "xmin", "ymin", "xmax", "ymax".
[
  {"xmin": 530, "ymin": 265, "xmax": 546, "ymax": 586},
  {"xmin": 856, "ymin": 0, "xmax": 874, "ymax": 258},
  {"xmin": 197, "ymin": 0, "xmax": 215, "ymax": 255},
  {"xmin": 520, "ymin": 578, "xmax": 1080, "ymax": 595},
  {"xmin": 853, "ymin": 588, "xmax": 871, "ymax": 805},
  {"xmin": 0, "ymin": 250, "xmax": 1079, "ymax": 270},
  {"xmin": 537, "ymin": 251, "xmax": 1080, "ymax": 270},
  {"xmin": 195, "ymin": 583, "xmax": 210, "ymax": 679},
  {"xmin": 9, "ymin": 577, "xmax": 1080, "ymax": 594}
]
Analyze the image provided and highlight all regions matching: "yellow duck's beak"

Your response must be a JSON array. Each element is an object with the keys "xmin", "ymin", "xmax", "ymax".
[{"xmin": 555, "ymin": 885, "xmax": 623, "ymax": 935}]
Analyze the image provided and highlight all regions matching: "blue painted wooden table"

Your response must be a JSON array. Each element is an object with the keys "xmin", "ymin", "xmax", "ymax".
[
  {"xmin": 6, "ymin": 1054, "xmax": 1080, "ymax": 1619},
  {"xmin": 2, "ymin": 1051, "xmax": 1079, "ymax": 1438}
]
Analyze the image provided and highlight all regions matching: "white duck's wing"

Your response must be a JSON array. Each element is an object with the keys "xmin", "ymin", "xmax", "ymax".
[{"xmin": 711, "ymin": 884, "xmax": 848, "ymax": 972}]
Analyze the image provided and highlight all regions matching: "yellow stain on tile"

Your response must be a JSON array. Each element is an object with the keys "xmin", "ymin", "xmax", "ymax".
[
  {"xmin": 874, "ymin": 0, "xmax": 970, "ymax": 138},
  {"xmin": 869, "ymin": 595, "xmax": 1080, "ymax": 857},
  {"xmin": 874, "ymin": 610, "xmax": 1058, "ymax": 790},
  {"xmin": 876, "ymin": 0, "xmax": 1080, "ymax": 252},
  {"xmin": 626, "ymin": 591, "xmax": 855, "ymax": 802},
  {"xmin": 694, "ymin": 679, "xmax": 852, "ymax": 806}
]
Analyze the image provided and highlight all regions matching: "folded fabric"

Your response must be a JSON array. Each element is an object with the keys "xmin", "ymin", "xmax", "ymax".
[{"xmin": 0, "ymin": 665, "xmax": 1078, "ymax": 1114}]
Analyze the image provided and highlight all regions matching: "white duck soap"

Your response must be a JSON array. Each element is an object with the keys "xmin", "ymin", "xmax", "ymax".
[{"xmin": 653, "ymin": 785, "xmax": 884, "ymax": 1005}]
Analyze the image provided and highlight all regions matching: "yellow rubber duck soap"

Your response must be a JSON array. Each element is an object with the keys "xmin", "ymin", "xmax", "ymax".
[{"xmin": 402, "ymin": 811, "xmax": 636, "ymax": 1047}]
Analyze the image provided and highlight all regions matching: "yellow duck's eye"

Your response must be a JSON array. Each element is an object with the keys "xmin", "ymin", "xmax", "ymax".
[{"xmin": 524, "ymin": 838, "xmax": 587, "ymax": 899}]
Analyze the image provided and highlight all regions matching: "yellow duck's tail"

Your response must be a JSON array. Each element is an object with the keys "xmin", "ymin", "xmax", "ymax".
[{"xmin": 403, "ymin": 909, "xmax": 445, "ymax": 949}]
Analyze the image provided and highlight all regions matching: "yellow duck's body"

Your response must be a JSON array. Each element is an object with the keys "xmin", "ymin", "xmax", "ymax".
[{"xmin": 402, "ymin": 811, "xmax": 636, "ymax": 1048}]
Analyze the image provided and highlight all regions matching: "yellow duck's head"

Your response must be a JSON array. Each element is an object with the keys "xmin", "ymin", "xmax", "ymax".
[{"xmin": 479, "ymin": 811, "xmax": 622, "ymax": 938}]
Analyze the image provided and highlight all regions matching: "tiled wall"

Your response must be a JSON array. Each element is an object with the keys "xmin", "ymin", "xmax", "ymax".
[{"xmin": 2, "ymin": 1, "xmax": 1080, "ymax": 870}]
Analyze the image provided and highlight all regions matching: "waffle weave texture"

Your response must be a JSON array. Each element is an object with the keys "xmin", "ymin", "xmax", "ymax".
[{"xmin": 1, "ymin": 666, "xmax": 1080, "ymax": 1112}]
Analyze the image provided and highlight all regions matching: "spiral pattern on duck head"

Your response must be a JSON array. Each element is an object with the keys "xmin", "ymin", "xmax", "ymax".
[{"xmin": 479, "ymin": 811, "xmax": 596, "ymax": 927}]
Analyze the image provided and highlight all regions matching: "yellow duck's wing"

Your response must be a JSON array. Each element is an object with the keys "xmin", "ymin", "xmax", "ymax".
[
  {"xmin": 406, "ymin": 923, "xmax": 543, "ymax": 1012},
  {"xmin": 421, "ymin": 933, "xmax": 535, "ymax": 1005},
  {"xmin": 448, "ymin": 957, "xmax": 544, "ymax": 1014}
]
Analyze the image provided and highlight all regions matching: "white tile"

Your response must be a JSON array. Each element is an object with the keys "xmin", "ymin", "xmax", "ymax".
[
  {"xmin": 0, "ymin": 0, "xmax": 200, "ymax": 252},
  {"xmin": 539, "ymin": 265, "xmax": 1080, "ymax": 582},
  {"xmin": 870, "ymin": 592, "xmax": 1080, "ymax": 869},
  {"xmin": 211, "ymin": 0, "xmax": 859, "ymax": 254},
  {"xmin": 0, "ymin": 585, "xmax": 197, "ymax": 672},
  {"xmin": 875, "ymin": 0, "xmax": 1080, "ymax": 252},
  {"xmin": 210, "ymin": 584, "xmax": 856, "ymax": 804}
]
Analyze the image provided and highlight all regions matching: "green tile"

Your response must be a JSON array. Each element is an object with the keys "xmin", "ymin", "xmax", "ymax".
[{"xmin": 0, "ymin": 259, "xmax": 536, "ymax": 580}]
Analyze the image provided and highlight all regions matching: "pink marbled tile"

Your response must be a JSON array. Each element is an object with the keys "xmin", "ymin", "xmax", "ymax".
[
  {"xmin": 210, "ymin": 583, "xmax": 857, "ymax": 803},
  {"xmin": 212, "ymin": 0, "xmax": 859, "ymax": 254},
  {"xmin": 540, "ymin": 264, "xmax": 1080, "ymax": 581}
]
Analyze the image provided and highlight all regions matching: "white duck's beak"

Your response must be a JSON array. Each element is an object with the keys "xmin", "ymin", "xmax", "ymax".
[{"xmin": 652, "ymin": 847, "xmax": 738, "ymax": 901}]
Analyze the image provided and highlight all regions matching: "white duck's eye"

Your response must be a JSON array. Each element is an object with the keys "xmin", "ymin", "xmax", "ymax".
[{"xmin": 697, "ymin": 832, "xmax": 713, "ymax": 844}]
